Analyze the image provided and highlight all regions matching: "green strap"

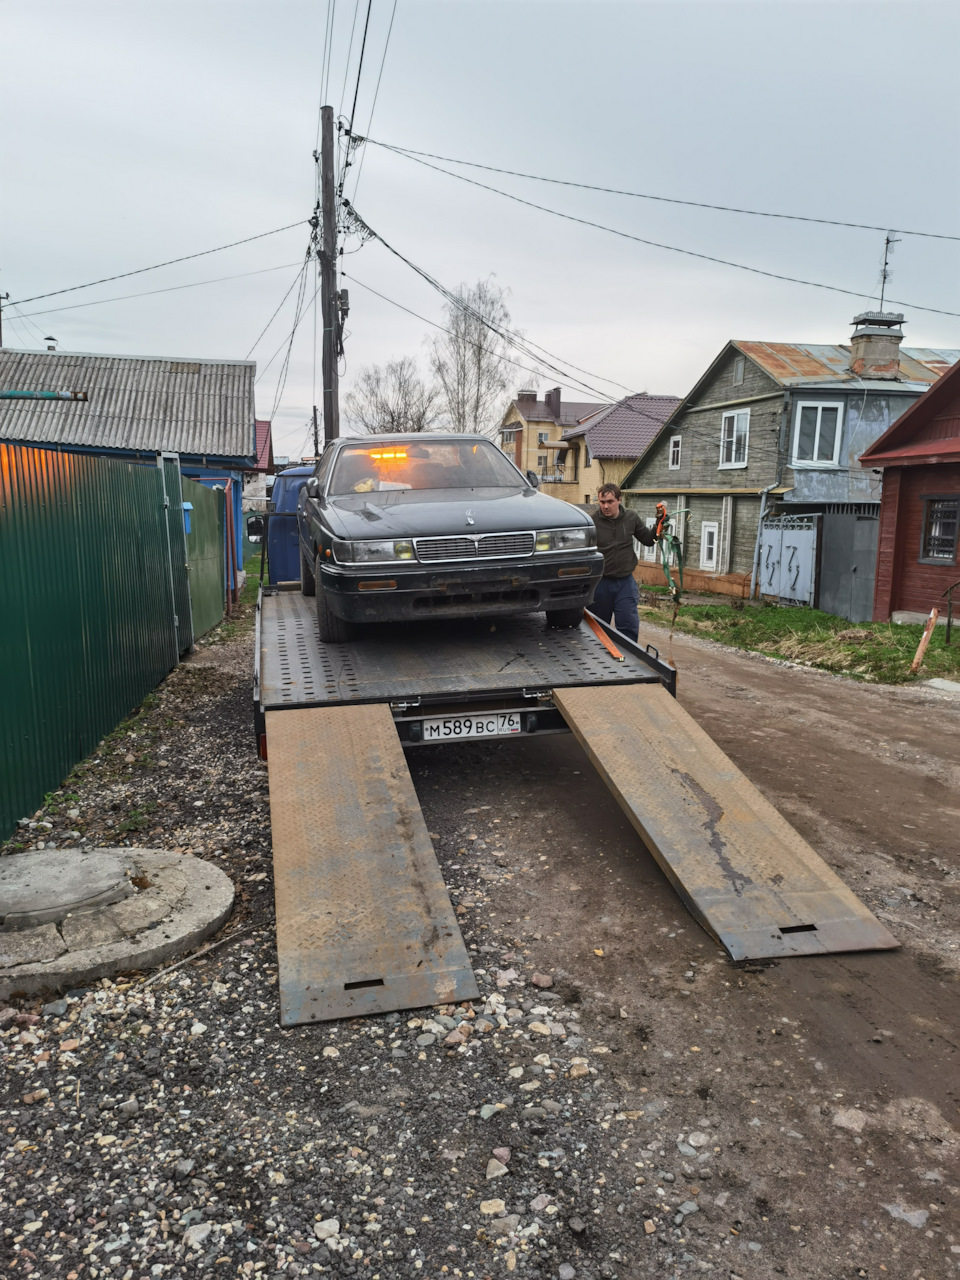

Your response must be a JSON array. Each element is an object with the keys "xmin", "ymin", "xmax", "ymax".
[{"xmin": 655, "ymin": 510, "xmax": 687, "ymax": 603}]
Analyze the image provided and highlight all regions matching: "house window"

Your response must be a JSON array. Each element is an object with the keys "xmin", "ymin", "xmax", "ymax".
[
  {"xmin": 793, "ymin": 402, "xmax": 843, "ymax": 466},
  {"xmin": 537, "ymin": 431, "xmax": 549, "ymax": 445},
  {"xmin": 537, "ymin": 454, "xmax": 549, "ymax": 470},
  {"xmin": 733, "ymin": 355, "xmax": 745, "ymax": 386},
  {"xmin": 700, "ymin": 521, "xmax": 719, "ymax": 570},
  {"xmin": 719, "ymin": 410, "xmax": 749, "ymax": 468},
  {"xmin": 501, "ymin": 429, "xmax": 516, "ymax": 446},
  {"xmin": 668, "ymin": 435, "xmax": 682, "ymax": 470},
  {"xmin": 920, "ymin": 497, "xmax": 959, "ymax": 563}
]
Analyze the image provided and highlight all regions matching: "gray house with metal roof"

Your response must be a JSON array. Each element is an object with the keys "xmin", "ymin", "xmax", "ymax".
[
  {"xmin": 0, "ymin": 347, "xmax": 258, "ymax": 585},
  {"xmin": 0, "ymin": 349, "xmax": 257, "ymax": 466},
  {"xmin": 621, "ymin": 315, "xmax": 959, "ymax": 620}
]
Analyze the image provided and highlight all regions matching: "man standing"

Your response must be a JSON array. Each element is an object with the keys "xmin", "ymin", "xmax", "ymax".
[{"xmin": 590, "ymin": 483, "xmax": 656, "ymax": 641}]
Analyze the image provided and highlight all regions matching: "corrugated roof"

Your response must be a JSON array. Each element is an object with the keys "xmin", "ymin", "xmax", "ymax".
[
  {"xmin": 507, "ymin": 396, "xmax": 606, "ymax": 426},
  {"xmin": 562, "ymin": 393, "xmax": 681, "ymax": 458},
  {"xmin": 735, "ymin": 341, "xmax": 959, "ymax": 388},
  {"xmin": 0, "ymin": 349, "xmax": 256, "ymax": 460}
]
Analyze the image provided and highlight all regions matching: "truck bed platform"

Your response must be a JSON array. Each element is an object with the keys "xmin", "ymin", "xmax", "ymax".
[{"xmin": 256, "ymin": 588, "xmax": 675, "ymax": 727}]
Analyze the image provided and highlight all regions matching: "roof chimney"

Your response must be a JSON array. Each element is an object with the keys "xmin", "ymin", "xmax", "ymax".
[
  {"xmin": 517, "ymin": 389, "xmax": 538, "ymax": 404},
  {"xmin": 849, "ymin": 312, "xmax": 904, "ymax": 380},
  {"xmin": 543, "ymin": 387, "xmax": 562, "ymax": 419}
]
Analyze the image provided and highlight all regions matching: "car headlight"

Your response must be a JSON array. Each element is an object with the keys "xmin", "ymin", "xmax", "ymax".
[
  {"xmin": 331, "ymin": 538, "xmax": 415, "ymax": 563},
  {"xmin": 534, "ymin": 527, "xmax": 596, "ymax": 552}
]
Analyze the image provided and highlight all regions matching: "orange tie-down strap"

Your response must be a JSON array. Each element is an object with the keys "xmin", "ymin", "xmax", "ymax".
[{"xmin": 585, "ymin": 612, "xmax": 624, "ymax": 661}]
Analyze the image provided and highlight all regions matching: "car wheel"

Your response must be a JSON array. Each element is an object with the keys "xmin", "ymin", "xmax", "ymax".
[
  {"xmin": 300, "ymin": 544, "xmax": 316, "ymax": 597},
  {"xmin": 545, "ymin": 607, "xmax": 584, "ymax": 629},
  {"xmin": 315, "ymin": 556, "xmax": 354, "ymax": 643}
]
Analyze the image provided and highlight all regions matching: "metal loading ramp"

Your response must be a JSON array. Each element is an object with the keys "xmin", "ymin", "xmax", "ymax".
[
  {"xmin": 553, "ymin": 684, "xmax": 899, "ymax": 961},
  {"xmin": 266, "ymin": 705, "xmax": 479, "ymax": 1026}
]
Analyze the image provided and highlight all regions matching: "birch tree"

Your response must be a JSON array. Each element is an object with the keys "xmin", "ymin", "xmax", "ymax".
[
  {"xmin": 428, "ymin": 278, "xmax": 512, "ymax": 436},
  {"xmin": 344, "ymin": 357, "xmax": 440, "ymax": 434}
]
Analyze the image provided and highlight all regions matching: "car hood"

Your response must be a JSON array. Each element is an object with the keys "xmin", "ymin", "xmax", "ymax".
[{"xmin": 322, "ymin": 487, "xmax": 591, "ymax": 540}]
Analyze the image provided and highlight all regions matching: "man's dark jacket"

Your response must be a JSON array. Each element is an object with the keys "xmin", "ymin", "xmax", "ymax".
[{"xmin": 591, "ymin": 506, "xmax": 655, "ymax": 578}]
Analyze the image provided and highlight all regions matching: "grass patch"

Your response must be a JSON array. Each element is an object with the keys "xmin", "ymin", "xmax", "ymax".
[
  {"xmin": 638, "ymin": 600, "xmax": 960, "ymax": 684},
  {"xmin": 201, "ymin": 554, "xmax": 264, "ymax": 645}
]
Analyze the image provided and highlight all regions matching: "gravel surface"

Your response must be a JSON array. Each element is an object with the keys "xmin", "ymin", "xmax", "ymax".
[{"xmin": 1, "ymin": 627, "xmax": 958, "ymax": 1279}]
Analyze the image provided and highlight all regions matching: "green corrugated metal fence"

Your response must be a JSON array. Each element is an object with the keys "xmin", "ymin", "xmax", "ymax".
[
  {"xmin": 0, "ymin": 442, "xmax": 225, "ymax": 841},
  {"xmin": 184, "ymin": 477, "xmax": 225, "ymax": 638}
]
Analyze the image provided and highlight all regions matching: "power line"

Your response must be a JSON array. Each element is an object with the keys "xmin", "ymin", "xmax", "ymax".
[
  {"xmin": 342, "ymin": 270, "xmax": 626, "ymax": 397},
  {"xmin": 8, "ymin": 221, "xmax": 307, "ymax": 307},
  {"xmin": 256, "ymin": 277, "xmax": 322, "ymax": 386},
  {"xmin": 15, "ymin": 261, "xmax": 306, "ymax": 321},
  {"xmin": 269, "ymin": 266, "xmax": 311, "ymax": 421},
  {"xmin": 360, "ymin": 136, "xmax": 960, "ymax": 244},
  {"xmin": 341, "ymin": 203, "xmax": 638, "ymax": 402},
  {"xmin": 359, "ymin": 146, "xmax": 960, "ymax": 320},
  {"xmin": 245, "ymin": 259, "xmax": 311, "ymax": 360},
  {"xmin": 350, "ymin": 0, "xmax": 397, "ymax": 206},
  {"xmin": 337, "ymin": 0, "xmax": 362, "ymax": 120},
  {"xmin": 346, "ymin": 0, "xmax": 373, "ymax": 142}
]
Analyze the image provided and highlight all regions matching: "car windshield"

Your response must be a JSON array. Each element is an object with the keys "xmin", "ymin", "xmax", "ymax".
[{"xmin": 329, "ymin": 440, "xmax": 522, "ymax": 495}]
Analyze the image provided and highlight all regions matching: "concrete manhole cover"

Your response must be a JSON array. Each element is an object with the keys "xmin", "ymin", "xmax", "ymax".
[
  {"xmin": 1, "ymin": 849, "xmax": 133, "ymax": 930},
  {"xmin": 0, "ymin": 847, "xmax": 236, "ymax": 997}
]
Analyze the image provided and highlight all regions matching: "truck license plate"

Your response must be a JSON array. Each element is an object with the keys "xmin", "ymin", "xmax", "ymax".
[{"xmin": 422, "ymin": 713, "xmax": 522, "ymax": 741}]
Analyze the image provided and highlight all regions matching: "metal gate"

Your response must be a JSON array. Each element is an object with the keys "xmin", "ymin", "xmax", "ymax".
[{"xmin": 759, "ymin": 515, "xmax": 818, "ymax": 605}]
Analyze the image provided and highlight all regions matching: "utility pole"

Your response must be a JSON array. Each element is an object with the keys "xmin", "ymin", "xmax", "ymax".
[
  {"xmin": 312, "ymin": 404, "xmax": 320, "ymax": 458},
  {"xmin": 0, "ymin": 293, "xmax": 8, "ymax": 348},
  {"xmin": 319, "ymin": 105, "xmax": 340, "ymax": 444}
]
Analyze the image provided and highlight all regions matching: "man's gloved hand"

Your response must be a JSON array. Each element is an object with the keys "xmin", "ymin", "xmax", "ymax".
[{"xmin": 654, "ymin": 502, "xmax": 670, "ymax": 540}]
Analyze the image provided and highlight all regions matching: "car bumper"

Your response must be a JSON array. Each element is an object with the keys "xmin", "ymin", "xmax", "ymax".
[{"xmin": 319, "ymin": 553, "xmax": 603, "ymax": 623}]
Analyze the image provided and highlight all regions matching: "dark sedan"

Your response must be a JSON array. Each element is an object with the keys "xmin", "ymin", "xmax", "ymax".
[{"xmin": 296, "ymin": 434, "xmax": 603, "ymax": 642}]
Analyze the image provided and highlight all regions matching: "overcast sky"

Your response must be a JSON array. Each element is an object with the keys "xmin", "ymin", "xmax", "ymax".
[{"xmin": 3, "ymin": 1, "xmax": 958, "ymax": 459}]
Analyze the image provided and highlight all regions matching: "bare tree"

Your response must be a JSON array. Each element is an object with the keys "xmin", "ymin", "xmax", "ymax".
[
  {"xmin": 343, "ymin": 357, "xmax": 441, "ymax": 435},
  {"xmin": 428, "ymin": 278, "xmax": 512, "ymax": 436}
]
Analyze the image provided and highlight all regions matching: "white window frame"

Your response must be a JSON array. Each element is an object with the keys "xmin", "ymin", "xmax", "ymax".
[
  {"xmin": 719, "ymin": 409, "xmax": 750, "ymax": 469},
  {"xmin": 537, "ymin": 431, "xmax": 549, "ymax": 445},
  {"xmin": 700, "ymin": 520, "xmax": 719, "ymax": 570},
  {"xmin": 668, "ymin": 435, "xmax": 682, "ymax": 470},
  {"xmin": 733, "ymin": 355, "xmax": 745, "ymax": 385},
  {"xmin": 791, "ymin": 401, "xmax": 844, "ymax": 468},
  {"xmin": 501, "ymin": 429, "xmax": 516, "ymax": 445}
]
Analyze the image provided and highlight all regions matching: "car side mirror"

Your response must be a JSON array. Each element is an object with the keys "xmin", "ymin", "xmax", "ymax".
[
  {"xmin": 246, "ymin": 515, "xmax": 264, "ymax": 537},
  {"xmin": 525, "ymin": 470, "xmax": 540, "ymax": 489},
  {"xmin": 305, "ymin": 476, "xmax": 321, "ymax": 499}
]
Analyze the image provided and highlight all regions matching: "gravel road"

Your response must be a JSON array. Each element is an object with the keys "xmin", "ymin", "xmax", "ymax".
[{"xmin": 1, "ymin": 622, "xmax": 958, "ymax": 1280}]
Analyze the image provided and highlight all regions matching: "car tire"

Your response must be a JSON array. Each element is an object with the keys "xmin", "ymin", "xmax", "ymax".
[
  {"xmin": 315, "ymin": 556, "xmax": 354, "ymax": 644},
  {"xmin": 300, "ymin": 544, "xmax": 316, "ymax": 597},
  {"xmin": 545, "ymin": 607, "xmax": 584, "ymax": 629}
]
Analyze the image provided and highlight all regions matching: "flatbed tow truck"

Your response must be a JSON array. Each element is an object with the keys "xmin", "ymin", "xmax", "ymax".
[{"xmin": 255, "ymin": 582, "xmax": 897, "ymax": 1028}]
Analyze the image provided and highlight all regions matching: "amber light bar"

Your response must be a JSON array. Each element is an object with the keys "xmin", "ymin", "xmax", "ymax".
[{"xmin": 358, "ymin": 580, "xmax": 398, "ymax": 591}]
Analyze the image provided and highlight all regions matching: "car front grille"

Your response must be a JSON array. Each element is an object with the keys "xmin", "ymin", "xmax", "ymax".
[
  {"xmin": 414, "ymin": 532, "xmax": 535, "ymax": 562},
  {"xmin": 478, "ymin": 532, "xmax": 535, "ymax": 557}
]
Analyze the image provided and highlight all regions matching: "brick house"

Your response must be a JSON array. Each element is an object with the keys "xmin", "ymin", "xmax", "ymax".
[
  {"xmin": 498, "ymin": 387, "xmax": 679, "ymax": 505},
  {"xmin": 620, "ymin": 316, "xmax": 958, "ymax": 614},
  {"xmin": 499, "ymin": 388, "xmax": 605, "ymax": 501},
  {"xmin": 860, "ymin": 355, "xmax": 960, "ymax": 622}
]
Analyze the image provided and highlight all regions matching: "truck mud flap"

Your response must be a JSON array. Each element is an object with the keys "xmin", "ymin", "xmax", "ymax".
[
  {"xmin": 553, "ymin": 684, "xmax": 898, "ymax": 961},
  {"xmin": 266, "ymin": 704, "xmax": 479, "ymax": 1025}
]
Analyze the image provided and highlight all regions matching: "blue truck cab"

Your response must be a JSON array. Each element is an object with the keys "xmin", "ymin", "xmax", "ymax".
[{"xmin": 266, "ymin": 466, "xmax": 314, "ymax": 584}]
